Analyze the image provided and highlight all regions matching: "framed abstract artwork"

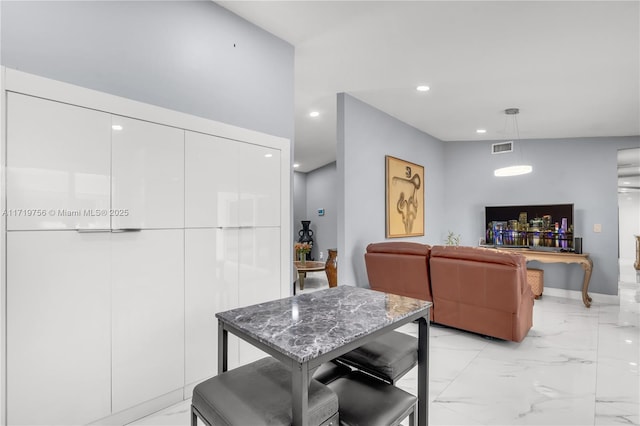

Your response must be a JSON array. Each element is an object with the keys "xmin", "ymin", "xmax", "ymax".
[{"xmin": 385, "ymin": 155, "xmax": 424, "ymax": 238}]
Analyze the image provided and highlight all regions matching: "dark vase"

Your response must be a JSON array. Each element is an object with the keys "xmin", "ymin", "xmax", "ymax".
[
  {"xmin": 297, "ymin": 221, "xmax": 315, "ymax": 260},
  {"xmin": 325, "ymin": 248, "xmax": 338, "ymax": 288}
]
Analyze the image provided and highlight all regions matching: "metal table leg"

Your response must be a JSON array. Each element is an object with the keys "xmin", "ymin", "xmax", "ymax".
[
  {"xmin": 291, "ymin": 360, "xmax": 310, "ymax": 426},
  {"xmin": 417, "ymin": 316, "xmax": 430, "ymax": 425},
  {"xmin": 218, "ymin": 320, "xmax": 228, "ymax": 374}
]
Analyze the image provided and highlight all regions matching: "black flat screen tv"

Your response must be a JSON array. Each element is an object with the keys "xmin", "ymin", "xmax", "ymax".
[{"xmin": 485, "ymin": 203, "xmax": 574, "ymax": 251}]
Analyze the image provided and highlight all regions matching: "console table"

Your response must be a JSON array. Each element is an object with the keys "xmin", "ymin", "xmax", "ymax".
[{"xmin": 498, "ymin": 248, "xmax": 593, "ymax": 308}]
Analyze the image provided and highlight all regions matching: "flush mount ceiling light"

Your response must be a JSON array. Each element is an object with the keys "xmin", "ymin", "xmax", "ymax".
[
  {"xmin": 494, "ymin": 165, "xmax": 533, "ymax": 177},
  {"xmin": 293, "ymin": 163, "xmax": 300, "ymax": 168},
  {"xmin": 309, "ymin": 111, "xmax": 320, "ymax": 118},
  {"xmin": 493, "ymin": 108, "xmax": 533, "ymax": 177},
  {"xmin": 476, "ymin": 129, "xmax": 487, "ymax": 134},
  {"xmin": 112, "ymin": 124, "xmax": 123, "ymax": 131},
  {"xmin": 416, "ymin": 85, "xmax": 430, "ymax": 92}
]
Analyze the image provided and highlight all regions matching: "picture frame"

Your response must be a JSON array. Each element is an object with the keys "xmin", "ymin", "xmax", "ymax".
[{"xmin": 385, "ymin": 155, "xmax": 424, "ymax": 238}]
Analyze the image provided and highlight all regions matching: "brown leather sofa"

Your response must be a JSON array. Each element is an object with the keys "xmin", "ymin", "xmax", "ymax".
[{"xmin": 364, "ymin": 242, "xmax": 534, "ymax": 342}]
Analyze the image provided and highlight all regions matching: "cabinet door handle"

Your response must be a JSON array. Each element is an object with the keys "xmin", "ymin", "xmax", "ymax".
[
  {"xmin": 111, "ymin": 228, "xmax": 142, "ymax": 233},
  {"xmin": 76, "ymin": 228, "xmax": 112, "ymax": 233}
]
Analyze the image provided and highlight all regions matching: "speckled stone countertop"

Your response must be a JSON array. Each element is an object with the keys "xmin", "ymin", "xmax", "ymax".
[{"xmin": 216, "ymin": 286, "xmax": 431, "ymax": 363}]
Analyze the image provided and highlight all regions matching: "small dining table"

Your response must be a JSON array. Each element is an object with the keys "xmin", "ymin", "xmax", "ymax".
[
  {"xmin": 293, "ymin": 260, "xmax": 326, "ymax": 292},
  {"xmin": 216, "ymin": 286, "xmax": 432, "ymax": 426}
]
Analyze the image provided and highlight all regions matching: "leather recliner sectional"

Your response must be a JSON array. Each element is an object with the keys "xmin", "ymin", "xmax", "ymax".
[{"xmin": 364, "ymin": 242, "xmax": 535, "ymax": 342}]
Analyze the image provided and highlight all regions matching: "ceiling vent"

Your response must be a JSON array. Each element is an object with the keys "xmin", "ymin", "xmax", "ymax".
[{"xmin": 492, "ymin": 141, "xmax": 513, "ymax": 154}]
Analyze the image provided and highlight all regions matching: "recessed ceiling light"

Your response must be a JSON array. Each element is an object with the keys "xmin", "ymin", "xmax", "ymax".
[
  {"xmin": 112, "ymin": 124, "xmax": 123, "ymax": 131},
  {"xmin": 416, "ymin": 85, "xmax": 430, "ymax": 92},
  {"xmin": 309, "ymin": 111, "xmax": 320, "ymax": 118},
  {"xmin": 293, "ymin": 163, "xmax": 300, "ymax": 168},
  {"xmin": 264, "ymin": 153, "xmax": 273, "ymax": 158},
  {"xmin": 476, "ymin": 129, "xmax": 487, "ymax": 134}
]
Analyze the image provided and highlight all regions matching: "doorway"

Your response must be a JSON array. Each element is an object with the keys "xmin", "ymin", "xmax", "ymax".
[{"xmin": 617, "ymin": 147, "xmax": 640, "ymax": 283}]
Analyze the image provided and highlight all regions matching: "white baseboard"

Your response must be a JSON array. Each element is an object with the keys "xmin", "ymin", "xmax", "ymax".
[
  {"xmin": 90, "ymin": 389, "xmax": 184, "ymax": 426},
  {"xmin": 543, "ymin": 287, "xmax": 620, "ymax": 305}
]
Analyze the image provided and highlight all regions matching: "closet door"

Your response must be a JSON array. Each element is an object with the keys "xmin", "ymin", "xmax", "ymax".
[
  {"xmin": 185, "ymin": 228, "xmax": 240, "ymax": 387},
  {"xmin": 7, "ymin": 231, "xmax": 111, "ymax": 425},
  {"xmin": 238, "ymin": 227, "xmax": 281, "ymax": 307},
  {"xmin": 6, "ymin": 93, "xmax": 111, "ymax": 230},
  {"xmin": 238, "ymin": 143, "xmax": 280, "ymax": 227},
  {"xmin": 111, "ymin": 116, "xmax": 184, "ymax": 229},
  {"xmin": 237, "ymin": 227, "xmax": 282, "ymax": 365},
  {"xmin": 184, "ymin": 131, "xmax": 239, "ymax": 228},
  {"xmin": 111, "ymin": 229, "xmax": 184, "ymax": 412}
]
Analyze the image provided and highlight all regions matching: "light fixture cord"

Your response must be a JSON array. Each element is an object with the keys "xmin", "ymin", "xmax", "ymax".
[{"xmin": 513, "ymin": 113, "xmax": 527, "ymax": 166}]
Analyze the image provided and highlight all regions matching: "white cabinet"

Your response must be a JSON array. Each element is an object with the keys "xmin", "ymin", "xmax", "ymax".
[
  {"xmin": 7, "ymin": 229, "xmax": 186, "ymax": 422},
  {"xmin": 238, "ymin": 143, "xmax": 281, "ymax": 227},
  {"xmin": 185, "ymin": 227, "xmax": 281, "ymax": 376},
  {"xmin": 3, "ymin": 69, "xmax": 290, "ymax": 425},
  {"xmin": 7, "ymin": 231, "xmax": 111, "ymax": 425},
  {"xmin": 185, "ymin": 228, "xmax": 239, "ymax": 385},
  {"xmin": 6, "ymin": 93, "xmax": 111, "ymax": 230},
  {"xmin": 111, "ymin": 116, "xmax": 184, "ymax": 229},
  {"xmin": 5, "ymin": 94, "xmax": 185, "ymax": 231},
  {"xmin": 237, "ymin": 227, "xmax": 282, "ymax": 365},
  {"xmin": 238, "ymin": 227, "xmax": 282, "ymax": 307},
  {"xmin": 185, "ymin": 132, "xmax": 239, "ymax": 228},
  {"xmin": 111, "ymin": 229, "xmax": 185, "ymax": 412},
  {"xmin": 185, "ymin": 132, "xmax": 283, "ymax": 373},
  {"xmin": 185, "ymin": 131, "xmax": 280, "ymax": 228}
]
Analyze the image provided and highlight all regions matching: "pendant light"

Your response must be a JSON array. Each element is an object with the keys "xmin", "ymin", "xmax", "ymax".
[{"xmin": 494, "ymin": 108, "xmax": 533, "ymax": 177}]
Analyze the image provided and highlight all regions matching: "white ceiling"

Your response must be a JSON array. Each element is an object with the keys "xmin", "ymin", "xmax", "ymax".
[{"xmin": 218, "ymin": 1, "xmax": 640, "ymax": 172}]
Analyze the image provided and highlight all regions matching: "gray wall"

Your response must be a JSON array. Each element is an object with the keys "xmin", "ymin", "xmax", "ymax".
[
  {"xmin": 0, "ymin": 0, "xmax": 294, "ymax": 142},
  {"xmin": 444, "ymin": 136, "xmax": 640, "ymax": 295},
  {"xmin": 336, "ymin": 91, "xmax": 638, "ymax": 295},
  {"xmin": 293, "ymin": 163, "xmax": 338, "ymax": 262},
  {"xmin": 337, "ymin": 93, "xmax": 446, "ymax": 287},
  {"xmin": 305, "ymin": 162, "xmax": 338, "ymax": 261}
]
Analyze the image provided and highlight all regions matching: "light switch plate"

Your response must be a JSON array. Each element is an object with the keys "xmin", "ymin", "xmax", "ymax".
[{"xmin": 593, "ymin": 224, "xmax": 602, "ymax": 233}]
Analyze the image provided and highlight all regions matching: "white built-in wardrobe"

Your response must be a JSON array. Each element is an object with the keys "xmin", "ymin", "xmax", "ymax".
[{"xmin": 0, "ymin": 68, "xmax": 291, "ymax": 425}]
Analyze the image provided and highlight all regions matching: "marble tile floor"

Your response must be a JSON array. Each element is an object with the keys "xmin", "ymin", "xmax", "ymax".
[{"xmin": 131, "ymin": 266, "xmax": 640, "ymax": 426}]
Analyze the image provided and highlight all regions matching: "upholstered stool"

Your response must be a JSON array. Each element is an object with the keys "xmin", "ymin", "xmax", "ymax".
[
  {"xmin": 313, "ymin": 360, "xmax": 352, "ymax": 385},
  {"xmin": 336, "ymin": 331, "xmax": 417, "ymax": 384},
  {"xmin": 327, "ymin": 371, "xmax": 417, "ymax": 426},
  {"xmin": 526, "ymin": 268, "xmax": 544, "ymax": 299},
  {"xmin": 191, "ymin": 357, "xmax": 339, "ymax": 426}
]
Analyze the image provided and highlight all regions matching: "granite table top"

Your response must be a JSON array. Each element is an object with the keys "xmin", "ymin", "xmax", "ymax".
[{"xmin": 216, "ymin": 286, "xmax": 432, "ymax": 363}]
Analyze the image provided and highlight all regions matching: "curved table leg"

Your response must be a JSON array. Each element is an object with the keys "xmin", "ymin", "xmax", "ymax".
[{"xmin": 580, "ymin": 258, "xmax": 594, "ymax": 308}]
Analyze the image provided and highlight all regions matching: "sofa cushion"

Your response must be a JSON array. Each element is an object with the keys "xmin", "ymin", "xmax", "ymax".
[
  {"xmin": 430, "ymin": 256, "xmax": 524, "ymax": 313},
  {"xmin": 365, "ymin": 242, "xmax": 433, "ymax": 306},
  {"xmin": 367, "ymin": 242, "xmax": 430, "ymax": 256},
  {"xmin": 431, "ymin": 245, "xmax": 525, "ymax": 267}
]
